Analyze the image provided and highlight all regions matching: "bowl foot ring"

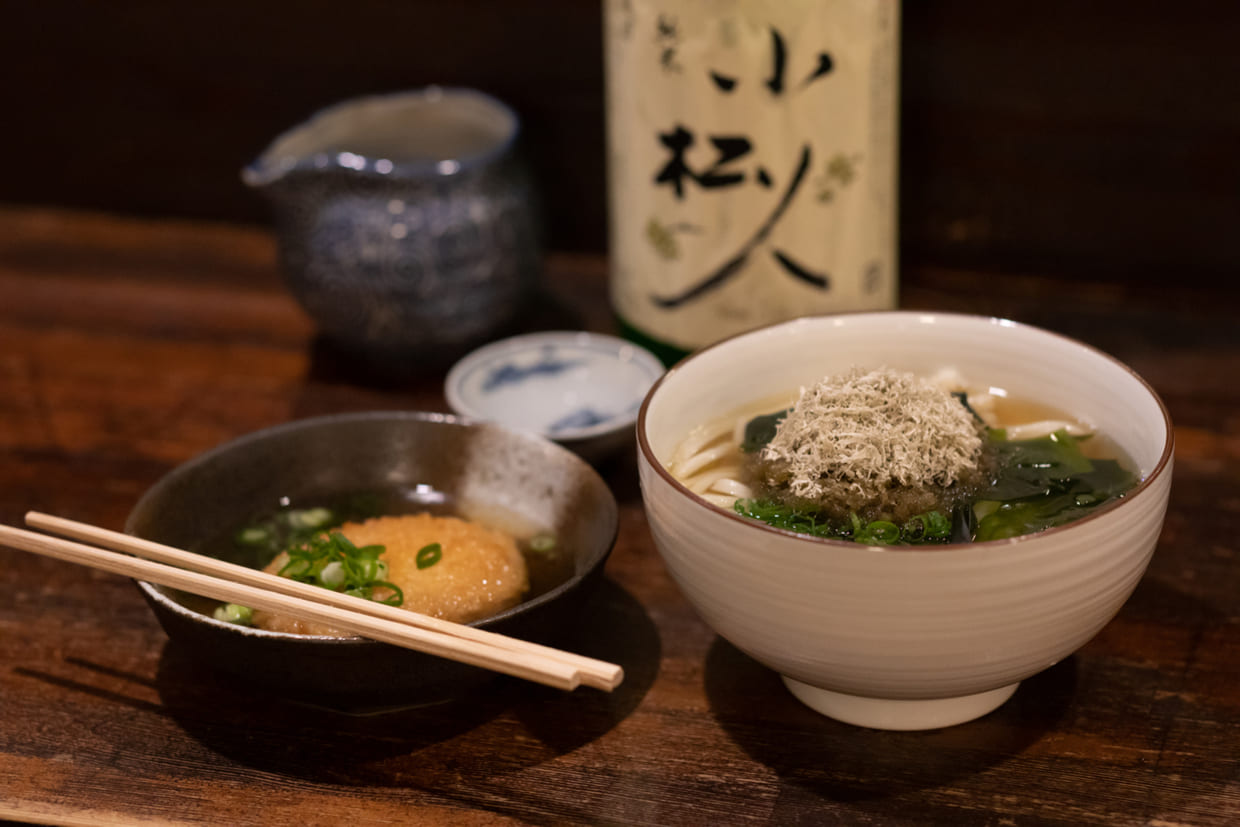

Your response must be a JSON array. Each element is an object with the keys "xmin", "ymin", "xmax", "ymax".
[{"xmin": 781, "ymin": 676, "xmax": 1020, "ymax": 731}]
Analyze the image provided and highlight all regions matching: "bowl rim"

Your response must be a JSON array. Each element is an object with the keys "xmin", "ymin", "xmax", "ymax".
[
  {"xmin": 242, "ymin": 86, "xmax": 520, "ymax": 187},
  {"xmin": 444, "ymin": 330, "xmax": 665, "ymax": 441},
  {"xmin": 129, "ymin": 409, "xmax": 619, "ymax": 644},
  {"xmin": 636, "ymin": 310, "xmax": 1175, "ymax": 554}
]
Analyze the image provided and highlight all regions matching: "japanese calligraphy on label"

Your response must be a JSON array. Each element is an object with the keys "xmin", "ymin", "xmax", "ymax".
[{"xmin": 605, "ymin": 0, "xmax": 899, "ymax": 353}]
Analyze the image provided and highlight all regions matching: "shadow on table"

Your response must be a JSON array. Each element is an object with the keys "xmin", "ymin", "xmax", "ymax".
[
  {"xmin": 151, "ymin": 577, "xmax": 660, "ymax": 786},
  {"xmin": 703, "ymin": 637, "xmax": 1077, "ymax": 803},
  {"xmin": 300, "ymin": 285, "xmax": 589, "ymax": 390}
]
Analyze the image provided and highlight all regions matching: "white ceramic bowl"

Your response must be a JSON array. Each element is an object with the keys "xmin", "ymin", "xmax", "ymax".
[
  {"xmin": 446, "ymin": 331, "xmax": 664, "ymax": 462},
  {"xmin": 637, "ymin": 312, "xmax": 1174, "ymax": 730}
]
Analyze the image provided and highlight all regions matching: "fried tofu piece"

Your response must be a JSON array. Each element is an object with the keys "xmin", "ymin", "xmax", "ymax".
[{"xmin": 251, "ymin": 513, "xmax": 529, "ymax": 636}]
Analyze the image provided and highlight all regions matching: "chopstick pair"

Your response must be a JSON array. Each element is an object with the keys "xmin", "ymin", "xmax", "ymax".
[{"xmin": 1, "ymin": 512, "xmax": 623, "ymax": 693}]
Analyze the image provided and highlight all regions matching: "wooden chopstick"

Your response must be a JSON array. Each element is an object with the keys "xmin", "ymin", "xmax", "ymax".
[
  {"xmin": 27, "ymin": 512, "xmax": 622, "ymax": 689},
  {"xmin": 6, "ymin": 514, "xmax": 623, "ymax": 692}
]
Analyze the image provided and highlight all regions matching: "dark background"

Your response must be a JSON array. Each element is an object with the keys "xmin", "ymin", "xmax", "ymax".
[{"xmin": 3, "ymin": 1, "xmax": 1236, "ymax": 285}]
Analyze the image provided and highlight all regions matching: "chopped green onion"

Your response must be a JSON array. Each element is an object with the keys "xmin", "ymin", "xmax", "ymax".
[
  {"xmin": 278, "ymin": 557, "xmax": 312, "ymax": 578},
  {"xmin": 274, "ymin": 530, "xmax": 402, "ymax": 606},
  {"xmin": 855, "ymin": 520, "xmax": 901, "ymax": 545},
  {"xmin": 288, "ymin": 507, "xmax": 336, "ymax": 530},
  {"xmin": 416, "ymin": 542, "xmax": 443, "ymax": 570},
  {"xmin": 529, "ymin": 534, "xmax": 557, "ymax": 553},
  {"xmin": 213, "ymin": 603, "xmax": 253, "ymax": 625},
  {"xmin": 357, "ymin": 557, "xmax": 386, "ymax": 582},
  {"xmin": 902, "ymin": 511, "xmax": 952, "ymax": 543},
  {"xmin": 319, "ymin": 560, "xmax": 345, "ymax": 589},
  {"xmin": 371, "ymin": 581, "xmax": 404, "ymax": 606},
  {"xmin": 235, "ymin": 526, "xmax": 270, "ymax": 546}
]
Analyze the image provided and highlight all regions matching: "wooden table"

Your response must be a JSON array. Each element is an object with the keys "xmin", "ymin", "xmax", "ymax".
[{"xmin": 1, "ymin": 206, "xmax": 1237, "ymax": 825}]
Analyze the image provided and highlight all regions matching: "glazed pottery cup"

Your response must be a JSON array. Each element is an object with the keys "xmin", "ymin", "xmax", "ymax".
[{"xmin": 244, "ymin": 88, "xmax": 540, "ymax": 363}]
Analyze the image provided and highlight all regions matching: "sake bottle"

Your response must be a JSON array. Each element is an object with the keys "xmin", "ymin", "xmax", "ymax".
[{"xmin": 603, "ymin": 0, "xmax": 900, "ymax": 364}]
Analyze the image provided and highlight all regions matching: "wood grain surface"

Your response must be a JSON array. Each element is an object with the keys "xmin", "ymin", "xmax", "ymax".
[{"xmin": 1, "ymin": 206, "xmax": 1238, "ymax": 825}]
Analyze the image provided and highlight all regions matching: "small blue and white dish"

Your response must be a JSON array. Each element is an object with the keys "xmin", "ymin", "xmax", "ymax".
[{"xmin": 445, "ymin": 332, "xmax": 664, "ymax": 462}]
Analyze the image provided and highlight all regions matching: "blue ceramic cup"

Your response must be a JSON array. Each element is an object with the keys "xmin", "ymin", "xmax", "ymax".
[{"xmin": 244, "ymin": 88, "xmax": 540, "ymax": 362}]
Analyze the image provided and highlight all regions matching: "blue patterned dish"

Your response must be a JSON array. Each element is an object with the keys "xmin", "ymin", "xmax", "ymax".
[{"xmin": 445, "ymin": 332, "xmax": 664, "ymax": 462}]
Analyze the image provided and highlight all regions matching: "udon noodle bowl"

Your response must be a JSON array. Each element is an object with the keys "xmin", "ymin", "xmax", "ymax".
[{"xmin": 635, "ymin": 312, "xmax": 1172, "ymax": 729}]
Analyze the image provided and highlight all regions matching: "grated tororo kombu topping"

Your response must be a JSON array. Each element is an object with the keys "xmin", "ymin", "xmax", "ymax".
[{"xmin": 754, "ymin": 367, "xmax": 992, "ymax": 522}]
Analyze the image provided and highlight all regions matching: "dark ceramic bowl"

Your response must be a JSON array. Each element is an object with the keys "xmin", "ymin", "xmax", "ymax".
[{"xmin": 126, "ymin": 411, "xmax": 618, "ymax": 712}]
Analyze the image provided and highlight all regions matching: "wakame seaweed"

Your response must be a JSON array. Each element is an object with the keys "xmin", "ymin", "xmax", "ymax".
[
  {"xmin": 970, "ymin": 429, "xmax": 1137, "ymax": 541},
  {"xmin": 741, "ymin": 409, "xmax": 790, "ymax": 453},
  {"xmin": 952, "ymin": 391, "xmax": 986, "ymax": 425}
]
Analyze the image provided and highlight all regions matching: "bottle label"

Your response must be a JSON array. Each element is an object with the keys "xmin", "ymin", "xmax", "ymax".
[{"xmin": 605, "ymin": 0, "xmax": 899, "ymax": 352}]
